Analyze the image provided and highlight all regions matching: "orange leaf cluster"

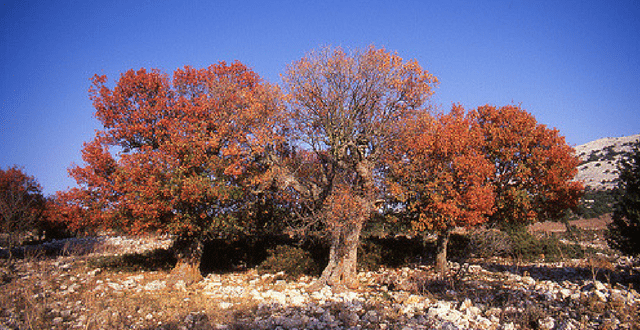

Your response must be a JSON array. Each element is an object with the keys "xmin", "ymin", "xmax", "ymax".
[
  {"xmin": 58, "ymin": 62, "xmax": 284, "ymax": 237},
  {"xmin": 389, "ymin": 105, "xmax": 495, "ymax": 233},
  {"xmin": 471, "ymin": 105, "xmax": 584, "ymax": 223}
]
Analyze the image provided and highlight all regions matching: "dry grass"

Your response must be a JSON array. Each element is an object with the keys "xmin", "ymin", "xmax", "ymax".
[{"xmin": 1, "ymin": 230, "xmax": 639, "ymax": 330}]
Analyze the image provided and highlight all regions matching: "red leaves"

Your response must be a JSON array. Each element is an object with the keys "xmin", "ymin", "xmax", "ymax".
[
  {"xmin": 471, "ymin": 105, "xmax": 584, "ymax": 223},
  {"xmin": 390, "ymin": 105, "xmax": 495, "ymax": 233},
  {"xmin": 0, "ymin": 166, "xmax": 46, "ymax": 237},
  {"xmin": 390, "ymin": 103, "xmax": 583, "ymax": 234},
  {"xmin": 63, "ymin": 61, "xmax": 284, "ymax": 238}
]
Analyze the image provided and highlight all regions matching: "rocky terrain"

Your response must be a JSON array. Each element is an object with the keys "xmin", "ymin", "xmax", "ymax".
[
  {"xmin": 574, "ymin": 134, "xmax": 639, "ymax": 190},
  {"xmin": 2, "ymin": 134, "xmax": 640, "ymax": 329},
  {"xmin": 1, "ymin": 235, "xmax": 639, "ymax": 330}
]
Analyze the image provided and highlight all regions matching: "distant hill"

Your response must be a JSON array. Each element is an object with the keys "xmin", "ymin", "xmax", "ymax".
[{"xmin": 574, "ymin": 134, "xmax": 640, "ymax": 190}]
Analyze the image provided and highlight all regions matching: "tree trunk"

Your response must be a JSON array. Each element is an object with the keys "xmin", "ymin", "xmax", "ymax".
[
  {"xmin": 435, "ymin": 229, "xmax": 451, "ymax": 274},
  {"xmin": 315, "ymin": 219, "xmax": 364, "ymax": 290},
  {"xmin": 170, "ymin": 237, "xmax": 204, "ymax": 285}
]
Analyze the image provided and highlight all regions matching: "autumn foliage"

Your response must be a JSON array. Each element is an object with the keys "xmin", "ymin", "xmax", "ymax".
[
  {"xmin": 389, "ymin": 105, "xmax": 495, "ymax": 272},
  {"xmin": 280, "ymin": 46, "xmax": 438, "ymax": 287},
  {"xmin": 0, "ymin": 166, "xmax": 47, "ymax": 248},
  {"xmin": 471, "ymin": 105, "xmax": 584, "ymax": 225},
  {"xmin": 56, "ymin": 62, "xmax": 283, "ymax": 281},
  {"xmin": 53, "ymin": 46, "xmax": 583, "ymax": 284}
]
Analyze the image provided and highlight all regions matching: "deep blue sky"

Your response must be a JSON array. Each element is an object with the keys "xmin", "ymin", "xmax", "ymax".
[{"xmin": 1, "ymin": 0, "xmax": 639, "ymax": 195}]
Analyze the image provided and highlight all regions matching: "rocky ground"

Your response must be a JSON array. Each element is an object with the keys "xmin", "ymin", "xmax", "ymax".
[{"xmin": 1, "ymin": 236, "xmax": 639, "ymax": 330}]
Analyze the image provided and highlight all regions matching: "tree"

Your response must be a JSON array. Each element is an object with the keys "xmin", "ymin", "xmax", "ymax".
[
  {"xmin": 57, "ymin": 62, "xmax": 283, "ymax": 283},
  {"xmin": 607, "ymin": 140, "xmax": 640, "ymax": 256},
  {"xmin": 0, "ymin": 166, "xmax": 46, "ymax": 249},
  {"xmin": 470, "ymin": 105, "xmax": 583, "ymax": 226},
  {"xmin": 279, "ymin": 46, "xmax": 438, "ymax": 288},
  {"xmin": 388, "ymin": 105, "xmax": 495, "ymax": 273}
]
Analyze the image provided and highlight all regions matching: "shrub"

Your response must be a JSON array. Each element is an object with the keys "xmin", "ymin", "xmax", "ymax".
[
  {"xmin": 505, "ymin": 226, "xmax": 584, "ymax": 262},
  {"xmin": 467, "ymin": 229, "xmax": 514, "ymax": 258},
  {"xmin": 607, "ymin": 140, "xmax": 640, "ymax": 256},
  {"xmin": 575, "ymin": 187, "xmax": 617, "ymax": 219},
  {"xmin": 257, "ymin": 245, "xmax": 320, "ymax": 278}
]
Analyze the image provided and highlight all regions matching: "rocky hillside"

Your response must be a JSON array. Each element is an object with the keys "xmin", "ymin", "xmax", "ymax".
[{"xmin": 574, "ymin": 134, "xmax": 639, "ymax": 190}]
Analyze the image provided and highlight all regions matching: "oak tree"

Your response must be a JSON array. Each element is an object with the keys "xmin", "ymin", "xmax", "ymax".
[
  {"xmin": 389, "ymin": 105, "xmax": 495, "ymax": 273},
  {"xmin": 0, "ymin": 166, "xmax": 46, "ymax": 249},
  {"xmin": 279, "ymin": 46, "xmax": 438, "ymax": 288},
  {"xmin": 57, "ymin": 62, "xmax": 283, "ymax": 283},
  {"xmin": 470, "ymin": 105, "xmax": 583, "ymax": 226}
]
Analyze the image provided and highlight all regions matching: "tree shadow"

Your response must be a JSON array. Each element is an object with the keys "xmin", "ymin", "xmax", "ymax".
[
  {"xmin": 0, "ymin": 236, "xmax": 107, "ymax": 259},
  {"xmin": 478, "ymin": 261, "xmax": 640, "ymax": 288},
  {"xmin": 87, "ymin": 248, "xmax": 177, "ymax": 272}
]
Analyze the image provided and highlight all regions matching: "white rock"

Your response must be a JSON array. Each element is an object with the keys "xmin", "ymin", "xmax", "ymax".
[
  {"xmin": 502, "ymin": 322, "xmax": 516, "ymax": 330},
  {"xmin": 594, "ymin": 290, "xmax": 608, "ymax": 302},
  {"xmin": 143, "ymin": 280, "xmax": 166, "ymax": 291},
  {"xmin": 468, "ymin": 265, "xmax": 483, "ymax": 273},
  {"xmin": 459, "ymin": 298, "xmax": 473, "ymax": 311},
  {"xmin": 539, "ymin": 316, "xmax": 555, "ymax": 330},
  {"xmin": 559, "ymin": 288, "xmax": 573, "ymax": 299},
  {"xmin": 107, "ymin": 282, "xmax": 123, "ymax": 291},
  {"xmin": 474, "ymin": 316, "xmax": 493, "ymax": 330},
  {"xmin": 521, "ymin": 276, "xmax": 536, "ymax": 286},
  {"xmin": 290, "ymin": 293, "xmax": 307, "ymax": 306},
  {"xmin": 174, "ymin": 280, "xmax": 186, "ymax": 291},
  {"xmin": 219, "ymin": 302, "xmax": 233, "ymax": 309}
]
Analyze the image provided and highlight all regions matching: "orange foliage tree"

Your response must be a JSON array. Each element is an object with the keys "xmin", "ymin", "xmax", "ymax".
[
  {"xmin": 470, "ymin": 105, "xmax": 583, "ymax": 226},
  {"xmin": 388, "ymin": 105, "xmax": 495, "ymax": 273},
  {"xmin": 56, "ymin": 62, "xmax": 283, "ymax": 282},
  {"xmin": 280, "ymin": 46, "xmax": 438, "ymax": 288}
]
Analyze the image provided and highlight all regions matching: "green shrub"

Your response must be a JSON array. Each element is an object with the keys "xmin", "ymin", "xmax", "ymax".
[
  {"xmin": 506, "ymin": 226, "xmax": 584, "ymax": 262},
  {"xmin": 575, "ymin": 187, "xmax": 616, "ymax": 219},
  {"xmin": 257, "ymin": 245, "xmax": 320, "ymax": 278}
]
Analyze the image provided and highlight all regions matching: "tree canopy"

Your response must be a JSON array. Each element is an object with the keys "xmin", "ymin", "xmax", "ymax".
[
  {"xmin": 54, "ymin": 46, "xmax": 584, "ymax": 285},
  {"xmin": 279, "ymin": 46, "xmax": 438, "ymax": 287},
  {"xmin": 57, "ymin": 62, "xmax": 283, "ymax": 282},
  {"xmin": 388, "ymin": 105, "xmax": 495, "ymax": 272},
  {"xmin": 0, "ymin": 166, "xmax": 46, "ymax": 248},
  {"xmin": 471, "ymin": 105, "xmax": 583, "ymax": 225}
]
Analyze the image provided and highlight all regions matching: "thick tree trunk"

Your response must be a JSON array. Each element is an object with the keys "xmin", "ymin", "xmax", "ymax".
[
  {"xmin": 316, "ymin": 220, "xmax": 364, "ymax": 290},
  {"xmin": 435, "ymin": 230, "xmax": 451, "ymax": 274},
  {"xmin": 170, "ymin": 237, "xmax": 204, "ymax": 285}
]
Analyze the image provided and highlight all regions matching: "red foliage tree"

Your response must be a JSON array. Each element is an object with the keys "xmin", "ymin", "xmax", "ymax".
[
  {"xmin": 470, "ymin": 105, "xmax": 584, "ymax": 226},
  {"xmin": 389, "ymin": 105, "xmax": 495, "ymax": 272},
  {"xmin": 57, "ymin": 62, "xmax": 283, "ymax": 282},
  {"xmin": 280, "ymin": 46, "xmax": 438, "ymax": 288},
  {"xmin": 0, "ymin": 166, "xmax": 46, "ymax": 249}
]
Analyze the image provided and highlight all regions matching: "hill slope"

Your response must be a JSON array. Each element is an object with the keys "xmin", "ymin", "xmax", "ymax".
[{"xmin": 574, "ymin": 134, "xmax": 639, "ymax": 190}]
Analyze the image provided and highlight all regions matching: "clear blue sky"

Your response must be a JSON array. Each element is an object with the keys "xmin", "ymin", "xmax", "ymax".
[{"xmin": 1, "ymin": 0, "xmax": 639, "ymax": 195}]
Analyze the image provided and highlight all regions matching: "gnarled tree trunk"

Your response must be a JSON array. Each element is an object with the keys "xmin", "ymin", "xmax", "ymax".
[
  {"xmin": 170, "ymin": 237, "xmax": 204, "ymax": 285},
  {"xmin": 317, "ymin": 219, "xmax": 364, "ymax": 290},
  {"xmin": 435, "ymin": 229, "xmax": 451, "ymax": 274}
]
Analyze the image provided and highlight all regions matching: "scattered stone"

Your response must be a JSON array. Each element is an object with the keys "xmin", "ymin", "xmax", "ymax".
[{"xmin": 144, "ymin": 280, "xmax": 166, "ymax": 291}]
